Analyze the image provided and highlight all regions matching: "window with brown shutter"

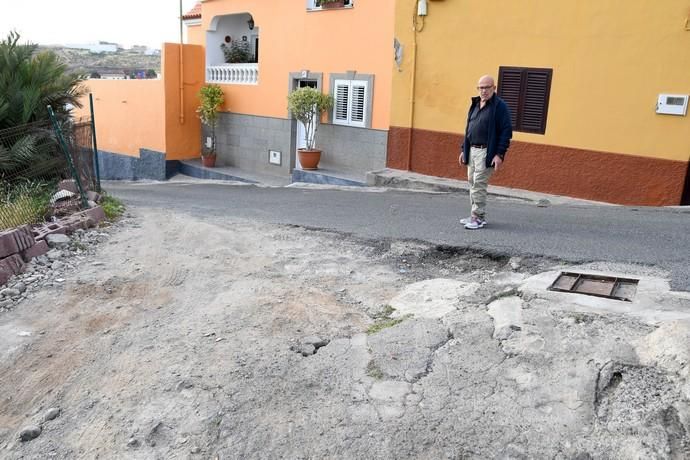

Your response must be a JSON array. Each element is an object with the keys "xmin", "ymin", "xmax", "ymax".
[{"xmin": 498, "ymin": 67, "xmax": 552, "ymax": 135}]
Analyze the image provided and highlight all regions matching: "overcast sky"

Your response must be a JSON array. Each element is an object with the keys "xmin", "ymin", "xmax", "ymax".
[{"xmin": 1, "ymin": 0, "xmax": 199, "ymax": 49}]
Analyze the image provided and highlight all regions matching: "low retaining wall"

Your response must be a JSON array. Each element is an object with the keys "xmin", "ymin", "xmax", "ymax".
[
  {"xmin": 98, "ymin": 148, "xmax": 166, "ymax": 181},
  {"xmin": 0, "ymin": 206, "xmax": 107, "ymax": 286}
]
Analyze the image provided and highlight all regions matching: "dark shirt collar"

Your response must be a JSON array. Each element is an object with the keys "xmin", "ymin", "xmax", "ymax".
[{"xmin": 472, "ymin": 94, "xmax": 495, "ymax": 105}]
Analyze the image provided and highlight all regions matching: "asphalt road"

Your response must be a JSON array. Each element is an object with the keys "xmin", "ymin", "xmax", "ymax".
[{"xmin": 106, "ymin": 180, "xmax": 690, "ymax": 291}]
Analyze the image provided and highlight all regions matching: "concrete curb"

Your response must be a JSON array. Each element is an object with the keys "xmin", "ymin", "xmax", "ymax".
[{"xmin": 367, "ymin": 168, "xmax": 615, "ymax": 206}]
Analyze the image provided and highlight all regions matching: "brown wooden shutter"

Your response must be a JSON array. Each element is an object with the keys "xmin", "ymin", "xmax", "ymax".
[
  {"xmin": 497, "ymin": 68, "xmax": 522, "ymax": 129},
  {"xmin": 498, "ymin": 67, "xmax": 552, "ymax": 135},
  {"xmin": 522, "ymin": 69, "xmax": 552, "ymax": 133}
]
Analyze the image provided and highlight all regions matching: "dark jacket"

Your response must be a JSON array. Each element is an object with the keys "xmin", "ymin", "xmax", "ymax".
[{"xmin": 461, "ymin": 94, "xmax": 513, "ymax": 167}]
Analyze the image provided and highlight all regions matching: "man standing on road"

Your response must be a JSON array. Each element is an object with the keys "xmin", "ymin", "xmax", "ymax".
[{"xmin": 459, "ymin": 75, "xmax": 513, "ymax": 230}]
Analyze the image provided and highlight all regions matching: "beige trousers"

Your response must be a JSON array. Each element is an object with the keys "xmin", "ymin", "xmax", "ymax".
[{"xmin": 467, "ymin": 146, "xmax": 494, "ymax": 219}]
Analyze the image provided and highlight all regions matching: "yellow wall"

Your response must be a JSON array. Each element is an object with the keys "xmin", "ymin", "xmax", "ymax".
[
  {"xmin": 196, "ymin": 0, "xmax": 394, "ymax": 130},
  {"xmin": 392, "ymin": 0, "xmax": 690, "ymax": 161},
  {"xmin": 76, "ymin": 80, "xmax": 166, "ymax": 156}
]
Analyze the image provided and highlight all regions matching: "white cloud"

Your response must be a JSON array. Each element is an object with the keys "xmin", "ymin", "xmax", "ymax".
[{"xmin": 1, "ymin": 0, "xmax": 199, "ymax": 49}]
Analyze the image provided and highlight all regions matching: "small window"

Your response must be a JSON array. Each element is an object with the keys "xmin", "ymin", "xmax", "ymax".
[
  {"xmin": 498, "ymin": 67, "xmax": 553, "ymax": 134},
  {"xmin": 308, "ymin": 0, "xmax": 352, "ymax": 10},
  {"xmin": 333, "ymin": 79, "xmax": 368, "ymax": 127}
]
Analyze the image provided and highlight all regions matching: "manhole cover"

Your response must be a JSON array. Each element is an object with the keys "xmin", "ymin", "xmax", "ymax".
[{"xmin": 548, "ymin": 272, "xmax": 639, "ymax": 302}]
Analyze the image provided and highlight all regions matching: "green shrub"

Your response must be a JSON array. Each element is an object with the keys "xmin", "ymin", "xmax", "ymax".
[
  {"xmin": 287, "ymin": 87, "xmax": 334, "ymax": 150},
  {"xmin": 100, "ymin": 194, "xmax": 125, "ymax": 220},
  {"xmin": 221, "ymin": 41, "xmax": 252, "ymax": 64},
  {"xmin": 196, "ymin": 84, "xmax": 225, "ymax": 157}
]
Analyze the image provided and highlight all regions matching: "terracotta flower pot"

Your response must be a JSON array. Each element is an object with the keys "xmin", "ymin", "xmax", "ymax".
[
  {"xmin": 298, "ymin": 148, "xmax": 321, "ymax": 170},
  {"xmin": 202, "ymin": 154, "xmax": 217, "ymax": 167}
]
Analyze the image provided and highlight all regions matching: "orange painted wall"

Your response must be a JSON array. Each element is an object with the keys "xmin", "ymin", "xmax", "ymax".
[
  {"xmin": 194, "ymin": 0, "xmax": 394, "ymax": 129},
  {"xmin": 75, "ymin": 44, "xmax": 205, "ymax": 160},
  {"xmin": 76, "ymin": 80, "xmax": 165, "ymax": 157},
  {"xmin": 187, "ymin": 24, "xmax": 204, "ymax": 45},
  {"xmin": 163, "ymin": 43, "xmax": 206, "ymax": 160}
]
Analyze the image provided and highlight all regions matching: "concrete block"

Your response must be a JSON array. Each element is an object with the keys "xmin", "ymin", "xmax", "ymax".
[
  {"xmin": 0, "ymin": 254, "xmax": 25, "ymax": 286},
  {"xmin": 20, "ymin": 240, "xmax": 49, "ymax": 262},
  {"xmin": 0, "ymin": 225, "xmax": 35, "ymax": 258},
  {"xmin": 32, "ymin": 222, "xmax": 68, "ymax": 241},
  {"xmin": 80, "ymin": 205, "xmax": 106, "ymax": 224}
]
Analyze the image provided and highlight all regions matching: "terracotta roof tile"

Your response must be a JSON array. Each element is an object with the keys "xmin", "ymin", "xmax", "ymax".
[{"xmin": 182, "ymin": 2, "xmax": 201, "ymax": 20}]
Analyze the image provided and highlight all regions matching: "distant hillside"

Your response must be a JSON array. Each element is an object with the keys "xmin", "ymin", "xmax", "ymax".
[{"xmin": 39, "ymin": 46, "xmax": 161, "ymax": 77}]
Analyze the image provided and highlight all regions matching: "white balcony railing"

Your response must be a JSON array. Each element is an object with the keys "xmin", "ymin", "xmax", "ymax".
[{"xmin": 206, "ymin": 63, "xmax": 259, "ymax": 85}]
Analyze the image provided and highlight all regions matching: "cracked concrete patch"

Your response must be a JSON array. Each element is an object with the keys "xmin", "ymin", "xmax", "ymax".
[
  {"xmin": 368, "ymin": 380, "xmax": 412, "ymax": 420},
  {"xmin": 389, "ymin": 278, "xmax": 479, "ymax": 319},
  {"xmin": 635, "ymin": 320, "xmax": 690, "ymax": 399},
  {"xmin": 368, "ymin": 318, "xmax": 449, "ymax": 382},
  {"xmin": 487, "ymin": 295, "xmax": 523, "ymax": 339}
]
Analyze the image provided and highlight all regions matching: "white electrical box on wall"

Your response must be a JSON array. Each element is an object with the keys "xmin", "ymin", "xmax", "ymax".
[{"xmin": 656, "ymin": 94, "xmax": 688, "ymax": 116}]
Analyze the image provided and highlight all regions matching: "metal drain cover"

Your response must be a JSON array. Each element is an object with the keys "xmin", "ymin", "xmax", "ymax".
[{"xmin": 548, "ymin": 272, "xmax": 639, "ymax": 302}]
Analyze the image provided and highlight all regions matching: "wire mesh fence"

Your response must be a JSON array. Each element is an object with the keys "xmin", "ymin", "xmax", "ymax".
[{"xmin": 0, "ymin": 114, "xmax": 100, "ymax": 231}]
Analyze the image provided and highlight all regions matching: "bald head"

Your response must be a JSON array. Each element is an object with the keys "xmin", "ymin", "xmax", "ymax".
[
  {"xmin": 477, "ymin": 75, "xmax": 496, "ymax": 103},
  {"xmin": 478, "ymin": 75, "xmax": 495, "ymax": 86}
]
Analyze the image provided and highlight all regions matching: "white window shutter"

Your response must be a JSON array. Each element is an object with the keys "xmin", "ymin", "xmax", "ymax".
[
  {"xmin": 349, "ymin": 81, "xmax": 367, "ymax": 127},
  {"xmin": 333, "ymin": 80, "xmax": 350, "ymax": 125}
]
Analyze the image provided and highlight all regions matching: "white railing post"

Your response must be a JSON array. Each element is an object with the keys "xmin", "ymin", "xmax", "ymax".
[{"xmin": 206, "ymin": 63, "xmax": 259, "ymax": 85}]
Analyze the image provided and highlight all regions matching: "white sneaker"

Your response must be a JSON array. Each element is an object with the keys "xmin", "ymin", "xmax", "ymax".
[
  {"xmin": 464, "ymin": 217, "xmax": 486, "ymax": 230},
  {"xmin": 460, "ymin": 216, "xmax": 472, "ymax": 225}
]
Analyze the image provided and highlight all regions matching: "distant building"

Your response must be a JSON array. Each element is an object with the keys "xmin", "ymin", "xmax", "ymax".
[
  {"xmin": 130, "ymin": 45, "xmax": 161, "ymax": 56},
  {"xmin": 64, "ymin": 42, "xmax": 118, "ymax": 53},
  {"xmin": 100, "ymin": 74, "xmax": 125, "ymax": 80}
]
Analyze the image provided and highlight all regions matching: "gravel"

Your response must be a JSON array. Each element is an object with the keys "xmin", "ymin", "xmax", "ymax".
[{"xmin": 0, "ymin": 219, "xmax": 127, "ymax": 314}]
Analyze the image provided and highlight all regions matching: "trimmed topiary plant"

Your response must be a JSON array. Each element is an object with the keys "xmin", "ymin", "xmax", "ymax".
[
  {"xmin": 287, "ymin": 87, "xmax": 333, "ymax": 151},
  {"xmin": 196, "ymin": 84, "xmax": 225, "ymax": 163}
]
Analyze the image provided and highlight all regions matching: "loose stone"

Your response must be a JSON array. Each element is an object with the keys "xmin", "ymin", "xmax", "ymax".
[
  {"xmin": 43, "ymin": 407, "xmax": 61, "ymax": 421},
  {"xmin": 1, "ymin": 288, "xmax": 20, "ymax": 298},
  {"xmin": 19, "ymin": 425, "xmax": 42, "ymax": 442}
]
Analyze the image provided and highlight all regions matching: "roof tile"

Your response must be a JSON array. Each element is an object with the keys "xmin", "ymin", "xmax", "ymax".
[{"xmin": 182, "ymin": 2, "xmax": 201, "ymax": 20}]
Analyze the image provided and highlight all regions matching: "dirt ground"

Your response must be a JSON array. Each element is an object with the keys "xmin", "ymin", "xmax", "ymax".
[{"xmin": 1, "ymin": 207, "xmax": 689, "ymax": 459}]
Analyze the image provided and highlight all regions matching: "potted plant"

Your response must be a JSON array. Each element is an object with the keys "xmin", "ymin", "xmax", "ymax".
[
  {"xmin": 319, "ymin": 0, "xmax": 345, "ymax": 8},
  {"xmin": 196, "ymin": 84, "xmax": 225, "ymax": 167},
  {"xmin": 287, "ymin": 87, "xmax": 334, "ymax": 170},
  {"xmin": 220, "ymin": 41, "xmax": 252, "ymax": 63}
]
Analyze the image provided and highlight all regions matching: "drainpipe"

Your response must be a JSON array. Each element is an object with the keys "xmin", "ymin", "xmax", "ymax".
[
  {"xmin": 179, "ymin": 0, "xmax": 185, "ymax": 125},
  {"xmin": 407, "ymin": 0, "xmax": 425, "ymax": 171}
]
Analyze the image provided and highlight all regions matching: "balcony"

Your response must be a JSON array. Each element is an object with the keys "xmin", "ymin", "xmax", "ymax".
[{"xmin": 206, "ymin": 63, "xmax": 259, "ymax": 85}]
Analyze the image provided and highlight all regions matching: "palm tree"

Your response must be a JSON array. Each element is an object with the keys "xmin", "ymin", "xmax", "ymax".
[
  {"xmin": 0, "ymin": 31, "xmax": 87, "ymax": 178},
  {"xmin": 0, "ymin": 31, "xmax": 86, "ymax": 129}
]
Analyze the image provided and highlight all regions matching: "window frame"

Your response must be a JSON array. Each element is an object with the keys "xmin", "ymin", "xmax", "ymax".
[
  {"xmin": 307, "ymin": 0, "xmax": 352, "ymax": 10},
  {"xmin": 329, "ymin": 73, "xmax": 374, "ymax": 128},
  {"xmin": 497, "ymin": 66, "xmax": 553, "ymax": 135}
]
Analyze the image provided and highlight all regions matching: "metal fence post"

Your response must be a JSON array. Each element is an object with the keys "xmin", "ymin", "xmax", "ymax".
[
  {"xmin": 47, "ymin": 105, "xmax": 89, "ymax": 209},
  {"xmin": 89, "ymin": 93, "xmax": 102, "ymax": 192}
]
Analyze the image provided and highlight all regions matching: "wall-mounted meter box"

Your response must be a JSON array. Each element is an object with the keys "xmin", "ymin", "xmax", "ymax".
[{"xmin": 656, "ymin": 94, "xmax": 688, "ymax": 116}]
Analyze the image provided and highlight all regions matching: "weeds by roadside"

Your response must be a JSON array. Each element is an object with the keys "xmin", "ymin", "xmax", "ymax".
[
  {"xmin": 100, "ymin": 194, "xmax": 125, "ymax": 220},
  {"xmin": 367, "ymin": 304, "xmax": 412, "ymax": 334},
  {"xmin": 0, "ymin": 180, "xmax": 53, "ymax": 230},
  {"xmin": 366, "ymin": 360, "xmax": 384, "ymax": 379}
]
